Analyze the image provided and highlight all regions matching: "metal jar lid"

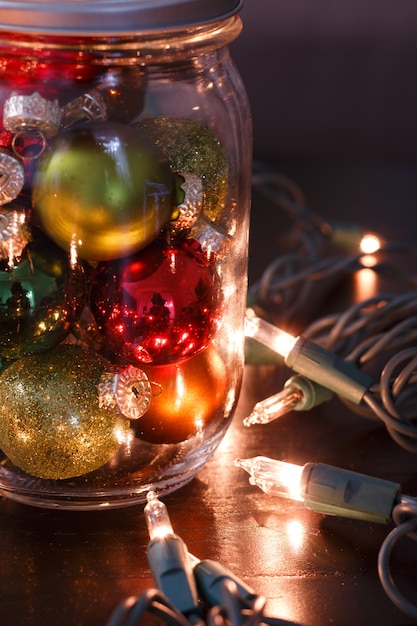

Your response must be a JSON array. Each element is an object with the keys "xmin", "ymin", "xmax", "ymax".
[{"xmin": 0, "ymin": 0, "xmax": 243, "ymax": 35}]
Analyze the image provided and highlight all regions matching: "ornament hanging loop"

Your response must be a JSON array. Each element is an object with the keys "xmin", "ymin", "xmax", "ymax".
[{"xmin": 11, "ymin": 129, "xmax": 47, "ymax": 162}]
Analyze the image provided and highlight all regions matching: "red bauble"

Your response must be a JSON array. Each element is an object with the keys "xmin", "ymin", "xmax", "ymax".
[
  {"xmin": 0, "ymin": 36, "xmax": 101, "ymax": 87},
  {"xmin": 90, "ymin": 238, "xmax": 223, "ymax": 365}
]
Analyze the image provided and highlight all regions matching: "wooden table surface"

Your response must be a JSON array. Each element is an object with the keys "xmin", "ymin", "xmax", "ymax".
[{"xmin": 1, "ymin": 160, "xmax": 417, "ymax": 626}]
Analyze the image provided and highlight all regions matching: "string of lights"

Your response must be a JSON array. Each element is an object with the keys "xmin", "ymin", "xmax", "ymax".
[
  {"xmin": 106, "ymin": 164, "xmax": 417, "ymax": 625},
  {"xmin": 241, "ymin": 163, "xmax": 417, "ymax": 619},
  {"xmin": 106, "ymin": 491, "xmax": 304, "ymax": 626},
  {"xmin": 245, "ymin": 162, "xmax": 417, "ymax": 453},
  {"xmin": 235, "ymin": 456, "xmax": 417, "ymax": 620},
  {"xmin": 250, "ymin": 159, "xmax": 417, "ymax": 324}
]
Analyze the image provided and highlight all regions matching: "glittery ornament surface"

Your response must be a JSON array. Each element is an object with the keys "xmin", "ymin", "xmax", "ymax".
[
  {"xmin": 135, "ymin": 343, "xmax": 227, "ymax": 444},
  {"xmin": 0, "ymin": 231, "xmax": 86, "ymax": 359},
  {"xmin": 90, "ymin": 237, "xmax": 223, "ymax": 365},
  {"xmin": 32, "ymin": 122, "xmax": 175, "ymax": 261},
  {"xmin": 136, "ymin": 117, "xmax": 228, "ymax": 221},
  {"xmin": 0, "ymin": 345, "xmax": 131, "ymax": 480}
]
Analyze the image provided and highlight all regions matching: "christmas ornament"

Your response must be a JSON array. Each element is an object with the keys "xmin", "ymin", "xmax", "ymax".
[
  {"xmin": 0, "ymin": 203, "xmax": 30, "ymax": 267},
  {"xmin": 0, "ymin": 42, "xmax": 102, "ymax": 86},
  {"xmin": 0, "ymin": 230, "xmax": 86, "ymax": 360},
  {"xmin": 190, "ymin": 214, "xmax": 229, "ymax": 261},
  {"xmin": 90, "ymin": 237, "xmax": 223, "ymax": 365},
  {"xmin": 0, "ymin": 344, "xmax": 132, "ymax": 480},
  {"xmin": 95, "ymin": 66, "xmax": 146, "ymax": 123},
  {"xmin": 61, "ymin": 89, "xmax": 108, "ymax": 129},
  {"xmin": 0, "ymin": 148, "xmax": 25, "ymax": 205},
  {"xmin": 136, "ymin": 116, "xmax": 228, "ymax": 221},
  {"xmin": 168, "ymin": 171, "xmax": 203, "ymax": 235},
  {"xmin": 3, "ymin": 91, "xmax": 63, "ymax": 137},
  {"xmin": 134, "ymin": 343, "xmax": 227, "ymax": 444},
  {"xmin": 98, "ymin": 364, "xmax": 154, "ymax": 420},
  {"xmin": 32, "ymin": 122, "xmax": 175, "ymax": 261}
]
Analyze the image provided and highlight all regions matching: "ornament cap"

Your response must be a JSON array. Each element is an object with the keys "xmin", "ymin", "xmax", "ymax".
[
  {"xmin": 98, "ymin": 365, "xmax": 157, "ymax": 421},
  {"xmin": 62, "ymin": 90, "xmax": 108, "ymax": 130},
  {"xmin": 0, "ymin": 148, "xmax": 25, "ymax": 205},
  {"xmin": 3, "ymin": 91, "xmax": 63, "ymax": 137}
]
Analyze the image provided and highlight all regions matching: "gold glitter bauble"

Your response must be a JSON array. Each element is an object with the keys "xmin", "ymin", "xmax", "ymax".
[
  {"xmin": 0, "ymin": 344, "xmax": 131, "ymax": 479},
  {"xmin": 136, "ymin": 116, "xmax": 228, "ymax": 222}
]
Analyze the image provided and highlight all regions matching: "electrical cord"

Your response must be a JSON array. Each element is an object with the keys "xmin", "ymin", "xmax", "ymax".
[
  {"xmin": 303, "ymin": 293, "xmax": 417, "ymax": 453},
  {"xmin": 250, "ymin": 160, "xmax": 417, "ymax": 325},
  {"xmin": 106, "ymin": 492, "xmax": 306, "ymax": 626},
  {"xmin": 246, "ymin": 162, "xmax": 417, "ymax": 451},
  {"xmin": 237, "ymin": 456, "xmax": 417, "ymax": 620},
  {"xmin": 378, "ymin": 496, "xmax": 417, "ymax": 619}
]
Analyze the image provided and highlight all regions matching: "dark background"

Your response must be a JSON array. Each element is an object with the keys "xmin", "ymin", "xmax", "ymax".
[
  {"xmin": 232, "ymin": 0, "xmax": 417, "ymax": 162},
  {"xmin": 231, "ymin": 0, "xmax": 417, "ymax": 288},
  {"xmin": 2, "ymin": 4, "xmax": 417, "ymax": 625}
]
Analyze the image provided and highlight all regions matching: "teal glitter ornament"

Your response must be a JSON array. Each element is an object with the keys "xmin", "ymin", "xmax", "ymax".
[{"xmin": 0, "ymin": 345, "xmax": 132, "ymax": 480}]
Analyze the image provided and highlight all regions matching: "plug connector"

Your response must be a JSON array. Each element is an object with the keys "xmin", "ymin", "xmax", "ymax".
[
  {"xmin": 236, "ymin": 456, "xmax": 401, "ymax": 525},
  {"xmin": 193, "ymin": 558, "xmax": 259, "ymax": 608},
  {"xmin": 245, "ymin": 309, "xmax": 373, "ymax": 405}
]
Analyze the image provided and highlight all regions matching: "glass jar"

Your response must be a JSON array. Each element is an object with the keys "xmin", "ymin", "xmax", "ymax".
[{"xmin": 0, "ymin": 0, "xmax": 252, "ymax": 509}]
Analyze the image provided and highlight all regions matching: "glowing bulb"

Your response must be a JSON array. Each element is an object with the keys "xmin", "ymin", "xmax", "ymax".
[
  {"xmin": 235, "ymin": 457, "xmax": 303, "ymax": 501},
  {"xmin": 245, "ymin": 308, "xmax": 297, "ymax": 359},
  {"xmin": 144, "ymin": 491, "xmax": 175, "ymax": 540},
  {"xmin": 360, "ymin": 233, "xmax": 380, "ymax": 254},
  {"xmin": 244, "ymin": 386, "xmax": 303, "ymax": 426}
]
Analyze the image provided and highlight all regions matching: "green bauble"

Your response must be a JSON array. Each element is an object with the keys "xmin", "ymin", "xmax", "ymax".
[
  {"xmin": 32, "ymin": 122, "xmax": 175, "ymax": 261},
  {"xmin": 136, "ymin": 116, "xmax": 228, "ymax": 221},
  {"xmin": 0, "ymin": 345, "xmax": 132, "ymax": 479},
  {"xmin": 0, "ymin": 230, "xmax": 86, "ymax": 360}
]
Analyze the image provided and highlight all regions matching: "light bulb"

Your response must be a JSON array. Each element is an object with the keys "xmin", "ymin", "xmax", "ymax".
[
  {"xmin": 243, "ymin": 387, "xmax": 303, "ymax": 427},
  {"xmin": 144, "ymin": 491, "xmax": 174, "ymax": 540},
  {"xmin": 235, "ymin": 457, "xmax": 304, "ymax": 501},
  {"xmin": 245, "ymin": 308, "xmax": 297, "ymax": 359},
  {"xmin": 244, "ymin": 375, "xmax": 334, "ymax": 426},
  {"xmin": 244, "ymin": 309, "xmax": 372, "ymax": 405},
  {"xmin": 360, "ymin": 233, "xmax": 381, "ymax": 254},
  {"xmin": 236, "ymin": 456, "xmax": 401, "ymax": 524}
]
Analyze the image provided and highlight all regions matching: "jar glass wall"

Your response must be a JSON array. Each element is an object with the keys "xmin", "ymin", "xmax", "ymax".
[{"xmin": 0, "ymin": 12, "xmax": 252, "ymax": 509}]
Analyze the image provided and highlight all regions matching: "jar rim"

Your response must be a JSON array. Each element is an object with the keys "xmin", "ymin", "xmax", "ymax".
[{"xmin": 0, "ymin": 0, "xmax": 243, "ymax": 35}]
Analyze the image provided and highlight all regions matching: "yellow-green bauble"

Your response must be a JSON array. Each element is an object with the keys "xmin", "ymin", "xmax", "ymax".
[
  {"xmin": 32, "ymin": 122, "xmax": 175, "ymax": 261},
  {"xmin": 0, "ymin": 344, "xmax": 132, "ymax": 479}
]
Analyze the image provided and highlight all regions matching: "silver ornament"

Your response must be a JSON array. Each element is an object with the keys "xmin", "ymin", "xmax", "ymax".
[
  {"xmin": 3, "ymin": 91, "xmax": 63, "ymax": 137},
  {"xmin": 98, "ymin": 365, "xmax": 152, "ymax": 420},
  {"xmin": 0, "ymin": 149, "xmax": 25, "ymax": 205}
]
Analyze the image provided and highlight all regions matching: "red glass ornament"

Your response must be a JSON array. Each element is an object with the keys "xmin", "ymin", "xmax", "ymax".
[
  {"xmin": 0, "ymin": 35, "xmax": 102, "ymax": 87},
  {"xmin": 90, "ymin": 238, "xmax": 223, "ymax": 365}
]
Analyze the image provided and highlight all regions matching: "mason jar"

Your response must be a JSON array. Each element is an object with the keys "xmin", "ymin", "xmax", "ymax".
[{"xmin": 0, "ymin": 0, "xmax": 252, "ymax": 509}]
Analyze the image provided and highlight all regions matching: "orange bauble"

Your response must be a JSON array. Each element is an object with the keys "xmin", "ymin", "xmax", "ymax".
[{"xmin": 136, "ymin": 343, "xmax": 227, "ymax": 444}]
